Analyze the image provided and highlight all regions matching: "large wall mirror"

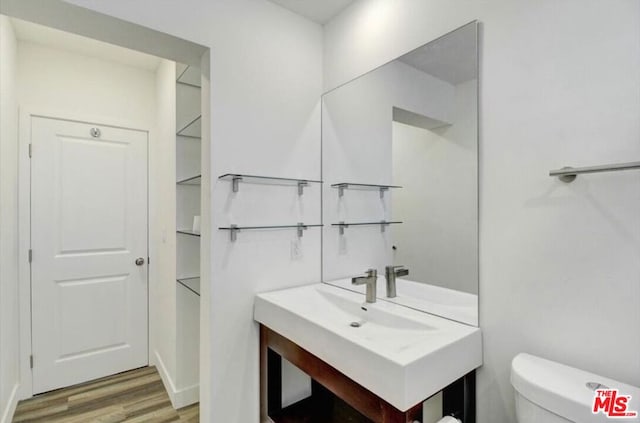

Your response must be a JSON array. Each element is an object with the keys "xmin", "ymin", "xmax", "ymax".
[{"xmin": 322, "ymin": 22, "xmax": 479, "ymax": 326}]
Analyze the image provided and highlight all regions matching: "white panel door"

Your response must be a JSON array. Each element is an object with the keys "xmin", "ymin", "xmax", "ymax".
[{"xmin": 31, "ymin": 116, "xmax": 148, "ymax": 394}]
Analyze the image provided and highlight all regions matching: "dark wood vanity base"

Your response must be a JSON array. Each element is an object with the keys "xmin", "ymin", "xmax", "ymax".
[
  {"xmin": 260, "ymin": 325, "xmax": 475, "ymax": 423},
  {"xmin": 270, "ymin": 383, "xmax": 374, "ymax": 423}
]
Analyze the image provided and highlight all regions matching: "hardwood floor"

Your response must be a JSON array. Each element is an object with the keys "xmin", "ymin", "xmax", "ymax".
[{"xmin": 12, "ymin": 366, "xmax": 198, "ymax": 423}]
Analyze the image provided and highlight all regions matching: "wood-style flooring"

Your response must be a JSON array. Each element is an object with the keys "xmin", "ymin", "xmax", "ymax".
[{"xmin": 12, "ymin": 366, "xmax": 198, "ymax": 423}]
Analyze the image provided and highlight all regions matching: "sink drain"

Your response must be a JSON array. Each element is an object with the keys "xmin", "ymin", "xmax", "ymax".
[{"xmin": 350, "ymin": 322, "xmax": 361, "ymax": 328}]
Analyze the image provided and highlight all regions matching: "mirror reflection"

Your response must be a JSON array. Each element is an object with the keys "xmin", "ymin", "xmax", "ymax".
[{"xmin": 322, "ymin": 22, "xmax": 478, "ymax": 325}]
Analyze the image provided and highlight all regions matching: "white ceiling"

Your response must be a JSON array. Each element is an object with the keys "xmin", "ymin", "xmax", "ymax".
[
  {"xmin": 268, "ymin": 0, "xmax": 356, "ymax": 24},
  {"xmin": 399, "ymin": 23, "xmax": 477, "ymax": 85},
  {"xmin": 11, "ymin": 17, "xmax": 161, "ymax": 71}
]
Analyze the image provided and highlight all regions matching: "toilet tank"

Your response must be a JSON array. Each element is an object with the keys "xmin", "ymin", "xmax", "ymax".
[{"xmin": 511, "ymin": 353, "xmax": 640, "ymax": 423}]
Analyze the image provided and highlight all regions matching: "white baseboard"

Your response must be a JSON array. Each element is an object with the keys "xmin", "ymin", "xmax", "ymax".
[
  {"xmin": 173, "ymin": 382, "xmax": 199, "ymax": 409},
  {"xmin": 153, "ymin": 350, "xmax": 179, "ymax": 408},
  {"xmin": 1, "ymin": 382, "xmax": 20, "ymax": 423},
  {"xmin": 153, "ymin": 351, "xmax": 199, "ymax": 410}
]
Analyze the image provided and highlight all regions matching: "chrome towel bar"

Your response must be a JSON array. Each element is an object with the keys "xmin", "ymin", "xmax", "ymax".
[{"xmin": 550, "ymin": 161, "xmax": 640, "ymax": 182}]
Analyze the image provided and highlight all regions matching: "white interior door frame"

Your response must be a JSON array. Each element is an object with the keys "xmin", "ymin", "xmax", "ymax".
[{"xmin": 17, "ymin": 107, "xmax": 152, "ymax": 399}]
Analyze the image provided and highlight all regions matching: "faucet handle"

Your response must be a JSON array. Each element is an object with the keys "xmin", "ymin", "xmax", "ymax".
[
  {"xmin": 385, "ymin": 265, "xmax": 405, "ymax": 273},
  {"xmin": 365, "ymin": 268, "xmax": 377, "ymax": 278},
  {"xmin": 385, "ymin": 265, "xmax": 408, "ymax": 278}
]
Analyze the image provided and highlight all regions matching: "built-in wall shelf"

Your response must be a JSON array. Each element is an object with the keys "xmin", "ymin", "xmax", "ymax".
[
  {"xmin": 219, "ymin": 173, "xmax": 322, "ymax": 195},
  {"xmin": 331, "ymin": 182, "xmax": 402, "ymax": 198},
  {"xmin": 219, "ymin": 223, "xmax": 323, "ymax": 241},
  {"xmin": 177, "ymin": 229, "xmax": 201, "ymax": 237},
  {"xmin": 177, "ymin": 277, "xmax": 200, "ymax": 296},
  {"xmin": 174, "ymin": 62, "xmax": 201, "ymax": 408},
  {"xmin": 176, "ymin": 64, "xmax": 201, "ymax": 88},
  {"xmin": 177, "ymin": 115, "xmax": 201, "ymax": 139},
  {"xmin": 177, "ymin": 134, "xmax": 201, "ymax": 141},
  {"xmin": 332, "ymin": 221, "xmax": 402, "ymax": 235},
  {"xmin": 177, "ymin": 175, "xmax": 201, "ymax": 185}
]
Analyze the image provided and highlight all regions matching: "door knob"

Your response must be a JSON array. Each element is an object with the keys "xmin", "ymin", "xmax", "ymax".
[{"xmin": 135, "ymin": 257, "xmax": 145, "ymax": 266}]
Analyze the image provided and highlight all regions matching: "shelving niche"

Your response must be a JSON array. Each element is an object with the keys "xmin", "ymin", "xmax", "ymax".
[{"xmin": 175, "ymin": 62, "xmax": 201, "ymax": 407}]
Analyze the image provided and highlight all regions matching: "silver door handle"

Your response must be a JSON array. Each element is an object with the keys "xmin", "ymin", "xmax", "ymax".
[{"xmin": 135, "ymin": 257, "xmax": 145, "ymax": 266}]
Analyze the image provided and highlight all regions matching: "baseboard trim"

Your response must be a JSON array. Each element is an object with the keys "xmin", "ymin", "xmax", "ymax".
[
  {"xmin": 153, "ymin": 351, "xmax": 199, "ymax": 409},
  {"xmin": 174, "ymin": 382, "xmax": 199, "ymax": 409},
  {"xmin": 153, "ymin": 350, "xmax": 179, "ymax": 409},
  {"xmin": 1, "ymin": 382, "xmax": 20, "ymax": 423}
]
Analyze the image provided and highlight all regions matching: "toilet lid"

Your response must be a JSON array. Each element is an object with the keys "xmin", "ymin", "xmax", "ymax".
[{"xmin": 511, "ymin": 353, "xmax": 640, "ymax": 423}]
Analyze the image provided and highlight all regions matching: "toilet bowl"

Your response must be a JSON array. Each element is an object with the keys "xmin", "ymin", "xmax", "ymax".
[{"xmin": 511, "ymin": 353, "xmax": 640, "ymax": 423}]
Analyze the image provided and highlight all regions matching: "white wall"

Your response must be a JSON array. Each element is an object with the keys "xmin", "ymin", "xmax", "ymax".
[
  {"xmin": 325, "ymin": 1, "xmax": 640, "ymax": 422},
  {"xmin": 199, "ymin": 50, "xmax": 213, "ymax": 421},
  {"xmin": 392, "ymin": 79, "xmax": 478, "ymax": 294},
  {"xmin": 150, "ymin": 58, "xmax": 179, "ymax": 405},
  {"xmin": 59, "ymin": 1, "xmax": 324, "ymax": 421},
  {"xmin": 0, "ymin": 15, "xmax": 20, "ymax": 423},
  {"xmin": 207, "ymin": 5, "xmax": 322, "ymax": 413},
  {"xmin": 16, "ymin": 41, "xmax": 156, "ymax": 125}
]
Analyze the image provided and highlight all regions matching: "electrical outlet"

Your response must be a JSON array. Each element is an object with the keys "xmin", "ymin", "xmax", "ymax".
[
  {"xmin": 338, "ymin": 236, "xmax": 347, "ymax": 255},
  {"xmin": 291, "ymin": 239, "xmax": 303, "ymax": 260}
]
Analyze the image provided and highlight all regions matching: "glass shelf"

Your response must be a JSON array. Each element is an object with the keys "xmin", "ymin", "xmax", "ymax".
[
  {"xmin": 177, "ymin": 229, "xmax": 201, "ymax": 237},
  {"xmin": 219, "ymin": 223, "xmax": 323, "ymax": 241},
  {"xmin": 176, "ymin": 65, "xmax": 201, "ymax": 88},
  {"xmin": 177, "ymin": 175, "xmax": 201, "ymax": 185},
  {"xmin": 177, "ymin": 115, "xmax": 201, "ymax": 139},
  {"xmin": 331, "ymin": 182, "xmax": 402, "ymax": 198},
  {"xmin": 219, "ymin": 173, "xmax": 322, "ymax": 195},
  {"xmin": 331, "ymin": 221, "xmax": 402, "ymax": 235},
  {"xmin": 177, "ymin": 277, "xmax": 200, "ymax": 296}
]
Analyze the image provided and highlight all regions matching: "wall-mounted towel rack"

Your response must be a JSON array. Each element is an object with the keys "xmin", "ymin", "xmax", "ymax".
[
  {"xmin": 550, "ymin": 161, "xmax": 640, "ymax": 182},
  {"xmin": 219, "ymin": 223, "xmax": 323, "ymax": 241}
]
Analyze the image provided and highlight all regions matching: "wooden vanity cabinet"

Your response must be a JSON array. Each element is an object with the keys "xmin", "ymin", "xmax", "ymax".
[{"xmin": 260, "ymin": 325, "xmax": 475, "ymax": 423}]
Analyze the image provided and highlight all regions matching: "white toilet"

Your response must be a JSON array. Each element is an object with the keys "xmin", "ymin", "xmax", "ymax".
[{"xmin": 511, "ymin": 353, "xmax": 640, "ymax": 423}]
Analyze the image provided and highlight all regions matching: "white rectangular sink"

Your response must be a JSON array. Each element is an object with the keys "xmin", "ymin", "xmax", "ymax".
[
  {"xmin": 327, "ymin": 276, "xmax": 479, "ymax": 326},
  {"xmin": 254, "ymin": 283, "xmax": 482, "ymax": 411}
]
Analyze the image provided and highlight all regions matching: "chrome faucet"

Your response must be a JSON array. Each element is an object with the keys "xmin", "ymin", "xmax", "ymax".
[
  {"xmin": 385, "ymin": 265, "xmax": 408, "ymax": 298},
  {"xmin": 352, "ymin": 269, "xmax": 377, "ymax": 303}
]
